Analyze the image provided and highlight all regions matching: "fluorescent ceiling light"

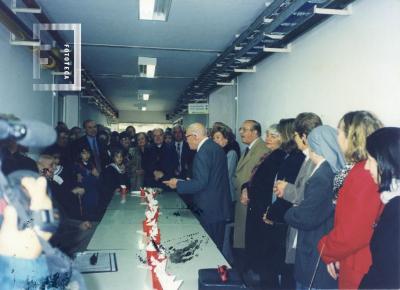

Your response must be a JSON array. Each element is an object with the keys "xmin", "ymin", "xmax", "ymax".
[
  {"xmin": 138, "ymin": 57, "xmax": 157, "ymax": 78},
  {"xmin": 139, "ymin": 0, "xmax": 172, "ymax": 21},
  {"xmin": 139, "ymin": 0, "xmax": 155, "ymax": 20},
  {"xmin": 146, "ymin": 64, "xmax": 156, "ymax": 78},
  {"xmin": 143, "ymin": 93, "xmax": 150, "ymax": 101},
  {"xmin": 142, "ymin": 106, "xmax": 147, "ymax": 111}
]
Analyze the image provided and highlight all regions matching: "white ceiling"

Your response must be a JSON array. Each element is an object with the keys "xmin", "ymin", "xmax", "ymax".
[{"xmin": 35, "ymin": 0, "xmax": 269, "ymax": 112}]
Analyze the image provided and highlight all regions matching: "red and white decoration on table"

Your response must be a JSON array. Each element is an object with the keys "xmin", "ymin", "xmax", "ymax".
[{"xmin": 138, "ymin": 188, "xmax": 183, "ymax": 290}]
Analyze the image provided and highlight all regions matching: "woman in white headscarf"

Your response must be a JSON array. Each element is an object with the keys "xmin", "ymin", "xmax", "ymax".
[{"xmin": 284, "ymin": 125, "xmax": 345, "ymax": 290}]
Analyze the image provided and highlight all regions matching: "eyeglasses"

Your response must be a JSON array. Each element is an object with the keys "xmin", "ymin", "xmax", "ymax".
[
  {"xmin": 185, "ymin": 134, "xmax": 194, "ymax": 138},
  {"xmin": 239, "ymin": 127, "xmax": 253, "ymax": 132}
]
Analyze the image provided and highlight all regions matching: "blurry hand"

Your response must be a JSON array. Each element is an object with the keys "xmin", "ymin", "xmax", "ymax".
[
  {"xmin": 0, "ymin": 177, "xmax": 53, "ymax": 259},
  {"xmin": 91, "ymin": 168, "xmax": 99, "ymax": 177},
  {"xmin": 22, "ymin": 177, "xmax": 52, "ymax": 212},
  {"xmin": 240, "ymin": 188, "xmax": 249, "ymax": 205},
  {"xmin": 262, "ymin": 208, "xmax": 274, "ymax": 225},
  {"xmin": 327, "ymin": 261, "xmax": 340, "ymax": 280},
  {"xmin": 79, "ymin": 221, "xmax": 92, "ymax": 231},
  {"xmin": 154, "ymin": 170, "xmax": 164, "ymax": 181},
  {"xmin": 163, "ymin": 178, "xmax": 178, "ymax": 189},
  {"xmin": 22, "ymin": 177, "xmax": 53, "ymax": 241},
  {"xmin": 72, "ymin": 187, "xmax": 85, "ymax": 196},
  {"xmin": 274, "ymin": 180, "xmax": 287, "ymax": 198}
]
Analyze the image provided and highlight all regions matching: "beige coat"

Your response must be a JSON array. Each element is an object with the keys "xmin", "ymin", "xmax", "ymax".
[{"xmin": 233, "ymin": 138, "xmax": 269, "ymax": 248}]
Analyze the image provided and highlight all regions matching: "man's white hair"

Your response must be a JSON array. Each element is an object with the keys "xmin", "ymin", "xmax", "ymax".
[{"xmin": 187, "ymin": 123, "xmax": 207, "ymax": 137}]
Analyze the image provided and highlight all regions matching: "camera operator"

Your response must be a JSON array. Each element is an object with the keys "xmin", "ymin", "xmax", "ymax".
[
  {"xmin": 1, "ymin": 139, "xmax": 37, "ymax": 175},
  {"xmin": 0, "ymin": 176, "xmax": 52, "ymax": 288}
]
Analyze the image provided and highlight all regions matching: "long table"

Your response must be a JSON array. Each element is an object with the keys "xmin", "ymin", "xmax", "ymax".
[{"xmin": 83, "ymin": 192, "xmax": 229, "ymax": 290}]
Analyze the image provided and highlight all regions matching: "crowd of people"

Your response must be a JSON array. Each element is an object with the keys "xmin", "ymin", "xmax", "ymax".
[
  {"xmin": 224, "ymin": 111, "xmax": 399, "ymax": 290},
  {"xmin": 0, "ymin": 111, "xmax": 398, "ymax": 290}
]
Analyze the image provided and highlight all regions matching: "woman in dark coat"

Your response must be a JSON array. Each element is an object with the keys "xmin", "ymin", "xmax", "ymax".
[
  {"xmin": 240, "ymin": 124, "xmax": 286, "ymax": 286},
  {"xmin": 263, "ymin": 118, "xmax": 305, "ymax": 289},
  {"xmin": 359, "ymin": 127, "xmax": 400, "ymax": 290},
  {"xmin": 285, "ymin": 125, "xmax": 345, "ymax": 289}
]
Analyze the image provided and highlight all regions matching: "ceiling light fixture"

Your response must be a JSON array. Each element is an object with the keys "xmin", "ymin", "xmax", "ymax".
[
  {"xmin": 143, "ymin": 93, "xmax": 150, "ymax": 101},
  {"xmin": 139, "ymin": 0, "xmax": 172, "ymax": 21},
  {"xmin": 138, "ymin": 57, "xmax": 157, "ymax": 78}
]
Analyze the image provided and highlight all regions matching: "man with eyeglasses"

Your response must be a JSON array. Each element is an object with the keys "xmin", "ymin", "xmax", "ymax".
[
  {"xmin": 163, "ymin": 123, "xmax": 231, "ymax": 251},
  {"xmin": 233, "ymin": 120, "xmax": 269, "ymax": 251}
]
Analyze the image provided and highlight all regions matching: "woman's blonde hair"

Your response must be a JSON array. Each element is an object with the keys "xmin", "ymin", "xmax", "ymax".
[{"xmin": 338, "ymin": 111, "xmax": 383, "ymax": 162}]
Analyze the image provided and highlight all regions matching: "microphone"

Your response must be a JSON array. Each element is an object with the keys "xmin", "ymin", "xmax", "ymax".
[{"xmin": 0, "ymin": 119, "xmax": 56, "ymax": 147}]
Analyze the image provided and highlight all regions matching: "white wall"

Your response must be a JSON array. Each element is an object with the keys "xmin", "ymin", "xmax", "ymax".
[
  {"xmin": 236, "ymin": 0, "xmax": 400, "ymax": 130},
  {"xmin": 79, "ymin": 98, "xmax": 109, "ymax": 127},
  {"xmin": 0, "ymin": 25, "xmax": 55, "ymax": 125},
  {"xmin": 118, "ymin": 110, "xmax": 170, "ymax": 124},
  {"xmin": 183, "ymin": 114, "xmax": 208, "ymax": 129},
  {"xmin": 209, "ymin": 84, "xmax": 237, "ymax": 131},
  {"xmin": 63, "ymin": 95, "xmax": 80, "ymax": 128}
]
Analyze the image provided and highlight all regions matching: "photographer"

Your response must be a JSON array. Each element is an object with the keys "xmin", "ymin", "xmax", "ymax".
[{"xmin": 0, "ymin": 176, "xmax": 52, "ymax": 289}]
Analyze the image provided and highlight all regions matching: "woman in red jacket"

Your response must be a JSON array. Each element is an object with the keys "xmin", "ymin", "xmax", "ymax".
[{"xmin": 318, "ymin": 111, "xmax": 383, "ymax": 289}]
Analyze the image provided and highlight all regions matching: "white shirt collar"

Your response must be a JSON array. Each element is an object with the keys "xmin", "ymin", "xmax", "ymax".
[
  {"xmin": 197, "ymin": 137, "xmax": 208, "ymax": 152},
  {"xmin": 310, "ymin": 158, "xmax": 326, "ymax": 177},
  {"xmin": 380, "ymin": 179, "xmax": 400, "ymax": 204},
  {"xmin": 302, "ymin": 148, "xmax": 310, "ymax": 161},
  {"xmin": 248, "ymin": 138, "xmax": 259, "ymax": 150}
]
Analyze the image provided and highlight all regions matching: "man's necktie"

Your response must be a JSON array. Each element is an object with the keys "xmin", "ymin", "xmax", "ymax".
[
  {"xmin": 176, "ymin": 142, "xmax": 182, "ymax": 173},
  {"xmin": 91, "ymin": 137, "xmax": 101, "ymax": 172},
  {"xmin": 93, "ymin": 138, "xmax": 99, "ymax": 155},
  {"xmin": 243, "ymin": 147, "xmax": 250, "ymax": 158}
]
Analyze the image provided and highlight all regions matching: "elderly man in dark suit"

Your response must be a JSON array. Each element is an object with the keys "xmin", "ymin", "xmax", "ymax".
[
  {"xmin": 143, "ymin": 128, "xmax": 178, "ymax": 189},
  {"xmin": 164, "ymin": 123, "xmax": 232, "ymax": 250}
]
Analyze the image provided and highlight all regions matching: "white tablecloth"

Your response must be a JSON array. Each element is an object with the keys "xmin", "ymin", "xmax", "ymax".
[{"xmin": 83, "ymin": 192, "xmax": 229, "ymax": 290}]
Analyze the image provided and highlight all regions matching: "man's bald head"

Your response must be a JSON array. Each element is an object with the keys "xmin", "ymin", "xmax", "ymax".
[
  {"xmin": 187, "ymin": 123, "xmax": 207, "ymax": 137},
  {"xmin": 186, "ymin": 123, "xmax": 207, "ymax": 150},
  {"xmin": 37, "ymin": 154, "xmax": 55, "ymax": 178}
]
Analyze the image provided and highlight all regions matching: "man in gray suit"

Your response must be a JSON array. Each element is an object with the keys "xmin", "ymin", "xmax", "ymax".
[
  {"xmin": 164, "ymin": 123, "xmax": 231, "ymax": 250},
  {"xmin": 233, "ymin": 120, "xmax": 269, "ymax": 249},
  {"xmin": 274, "ymin": 112, "xmax": 322, "ymax": 264}
]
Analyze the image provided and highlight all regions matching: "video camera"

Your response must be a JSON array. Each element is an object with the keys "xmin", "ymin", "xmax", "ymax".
[
  {"xmin": 0, "ymin": 117, "xmax": 87, "ymax": 289},
  {"xmin": 0, "ymin": 117, "xmax": 58, "ymax": 232}
]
